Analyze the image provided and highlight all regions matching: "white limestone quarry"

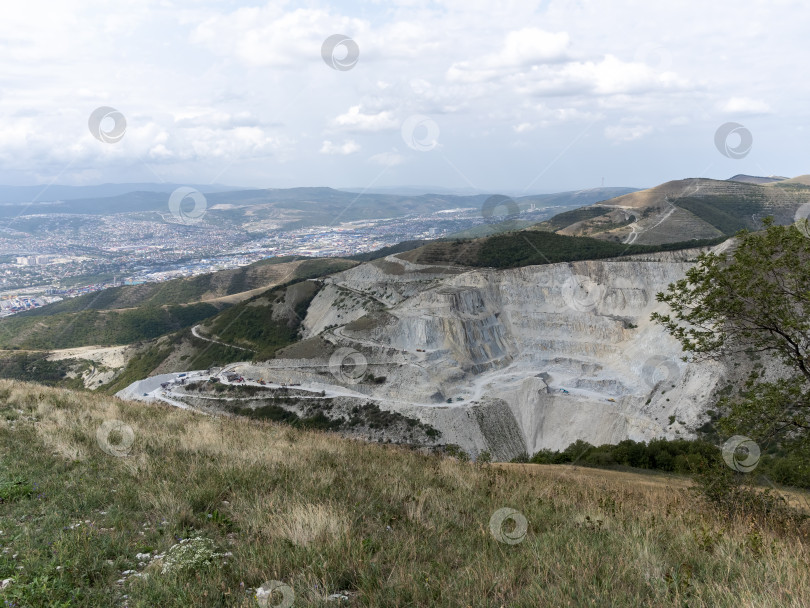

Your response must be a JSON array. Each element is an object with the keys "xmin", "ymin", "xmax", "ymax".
[{"xmin": 226, "ymin": 247, "xmax": 729, "ymax": 460}]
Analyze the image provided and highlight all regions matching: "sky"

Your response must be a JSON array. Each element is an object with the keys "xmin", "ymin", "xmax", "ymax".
[{"xmin": 0, "ymin": 0, "xmax": 808, "ymax": 193}]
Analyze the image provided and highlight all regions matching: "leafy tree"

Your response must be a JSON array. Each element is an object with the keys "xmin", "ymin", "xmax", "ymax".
[{"xmin": 651, "ymin": 219, "xmax": 810, "ymax": 449}]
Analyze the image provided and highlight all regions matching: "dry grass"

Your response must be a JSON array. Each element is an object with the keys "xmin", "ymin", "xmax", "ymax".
[
  {"xmin": 499, "ymin": 462, "xmax": 810, "ymax": 515},
  {"xmin": 0, "ymin": 379, "xmax": 809, "ymax": 607}
]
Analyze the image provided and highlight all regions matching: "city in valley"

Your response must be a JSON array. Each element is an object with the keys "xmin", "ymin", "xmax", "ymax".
[{"xmin": 0, "ymin": 192, "xmax": 570, "ymax": 317}]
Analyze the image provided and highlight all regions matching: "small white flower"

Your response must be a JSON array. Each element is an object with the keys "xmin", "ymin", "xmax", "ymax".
[{"xmin": 159, "ymin": 536, "xmax": 228, "ymax": 575}]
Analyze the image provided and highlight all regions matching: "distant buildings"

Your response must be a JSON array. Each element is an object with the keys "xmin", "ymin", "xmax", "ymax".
[
  {"xmin": 0, "ymin": 294, "xmax": 63, "ymax": 316},
  {"xmin": 1, "ymin": 203, "xmax": 569, "ymax": 319},
  {"xmin": 16, "ymin": 255, "xmax": 60, "ymax": 266}
]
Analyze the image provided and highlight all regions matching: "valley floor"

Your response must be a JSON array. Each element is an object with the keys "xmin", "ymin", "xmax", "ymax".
[{"xmin": 0, "ymin": 380, "xmax": 808, "ymax": 607}]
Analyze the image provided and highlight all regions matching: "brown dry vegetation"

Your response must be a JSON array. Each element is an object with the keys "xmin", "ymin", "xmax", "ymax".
[{"xmin": 0, "ymin": 379, "xmax": 809, "ymax": 606}]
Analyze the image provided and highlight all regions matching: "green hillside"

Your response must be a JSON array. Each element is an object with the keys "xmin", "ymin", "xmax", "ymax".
[
  {"xmin": 542, "ymin": 205, "xmax": 612, "ymax": 231},
  {"xmin": 347, "ymin": 240, "xmax": 427, "ymax": 262},
  {"xmin": 0, "ymin": 258, "xmax": 356, "ymax": 351},
  {"xmin": 0, "ymin": 303, "xmax": 219, "ymax": 350},
  {"xmin": 200, "ymin": 280, "xmax": 321, "ymax": 360},
  {"xmin": 399, "ymin": 231, "xmax": 727, "ymax": 269},
  {"xmin": 16, "ymin": 256, "xmax": 347, "ymax": 316},
  {"xmin": 540, "ymin": 178, "xmax": 810, "ymax": 243},
  {"xmin": 100, "ymin": 278, "xmax": 332, "ymax": 393}
]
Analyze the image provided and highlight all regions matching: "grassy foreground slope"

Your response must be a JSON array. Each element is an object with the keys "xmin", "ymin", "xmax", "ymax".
[{"xmin": 1, "ymin": 380, "xmax": 808, "ymax": 607}]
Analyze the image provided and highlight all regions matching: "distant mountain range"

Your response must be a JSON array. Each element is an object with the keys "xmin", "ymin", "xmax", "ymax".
[
  {"xmin": 6, "ymin": 173, "xmax": 804, "ymax": 250},
  {"xmin": 0, "ymin": 182, "xmax": 244, "ymax": 204},
  {"xmin": 0, "ymin": 184, "xmax": 641, "ymax": 229}
]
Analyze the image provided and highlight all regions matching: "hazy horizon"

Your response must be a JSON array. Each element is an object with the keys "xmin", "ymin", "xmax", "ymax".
[{"xmin": 0, "ymin": 171, "xmax": 796, "ymax": 200}]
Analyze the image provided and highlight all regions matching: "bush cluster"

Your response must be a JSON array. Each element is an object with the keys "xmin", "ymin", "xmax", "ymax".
[{"xmin": 526, "ymin": 438, "xmax": 721, "ymax": 474}]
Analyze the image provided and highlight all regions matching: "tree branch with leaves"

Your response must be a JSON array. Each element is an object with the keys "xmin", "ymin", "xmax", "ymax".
[{"xmin": 652, "ymin": 219, "xmax": 810, "ymax": 445}]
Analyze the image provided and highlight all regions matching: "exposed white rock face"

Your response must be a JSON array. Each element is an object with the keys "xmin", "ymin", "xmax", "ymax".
[{"xmin": 239, "ymin": 247, "xmax": 727, "ymax": 460}]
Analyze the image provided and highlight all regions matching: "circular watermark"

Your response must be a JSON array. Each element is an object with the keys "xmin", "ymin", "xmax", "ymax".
[
  {"xmin": 641, "ymin": 355, "xmax": 680, "ymax": 388},
  {"xmin": 321, "ymin": 34, "xmax": 359, "ymax": 71},
  {"xmin": 401, "ymin": 115, "xmax": 440, "ymax": 152},
  {"xmin": 481, "ymin": 195, "xmax": 521, "ymax": 232},
  {"xmin": 714, "ymin": 122, "xmax": 753, "ymax": 159},
  {"xmin": 722, "ymin": 435, "xmax": 761, "ymax": 473},
  {"xmin": 489, "ymin": 507, "xmax": 528, "ymax": 545},
  {"xmin": 560, "ymin": 274, "xmax": 604, "ymax": 313},
  {"xmin": 256, "ymin": 580, "xmax": 295, "ymax": 608},
  {"xmin": 96, "ymin": 419, "xmax": 135, "ymax": 457},
  {"xmin": 88, "ymin": 106, "xmax": 126, "ymax": 144},
  {"xmin": 794, "ymin": 203, "xmax": 810, "ymax": 238},
  {"xmin": 634, "ymin": 43, "xmax": 673, "ymax": 73},
  {"xmin": 406, "ymin": 488, "xmax": 437, "ymax": 527},
  {"xmin": 168, "ymin": 187, "xmax": 207, "ymax": 225},
  {"xmin": 328, "ymin": 347, "xmax": 368, "ymax": 384},
  {"xmin": 609, "ymin": 276, "xmax": 652, "ymax": 313}
]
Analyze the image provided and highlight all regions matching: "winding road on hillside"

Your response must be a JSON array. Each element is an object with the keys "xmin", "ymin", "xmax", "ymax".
[
  {"xmin": 191, "ymin": 324, "xmax": 255, "ymax": 352},
  {"xmin": 623, "ymin": 200, "xmax": 678, "ymax": 245}
]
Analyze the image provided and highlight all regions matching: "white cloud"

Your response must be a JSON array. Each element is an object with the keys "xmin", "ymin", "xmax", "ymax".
[
  {"xmin": 193, "ymin": 7, "xmax": 367, "ymax": 69},
  {"xmin": 604, "ymin": 123, "xmax": 653, "ymax": 142},
  {"xmin": 320, "ymin": 139, "xmax": 360, "ymax": 155},
  {"xmin": 527, "ymin": 104, "xmax": 602, "ymax": 128},
  {"xmin": 447, "ymin": 28, "xmax": 570, "ymax": 83},
  {"xmin": 500, "ymin": 28, "xmax": 570, "ymax": 65},
  {"xmin": 720, "ymin": 97, "xmax": 772, "ymax": 115},
  {"xmin": 368, "ymin": 150, "xmax": 406, "ymax": 167},
  {"xmin": 333, "ymin": 106, "xmax": 399, "ymax": 132},
  {"xmin": 518, "ymin": 55, "xmax": 688, "ymax": 98},
  {"xmin": 174, "ymin": 111, "xmax": 264, "ymax": 130},
  {"xmin": 0, "ymin": 0, "xmax": 807, "ymax": 189}
]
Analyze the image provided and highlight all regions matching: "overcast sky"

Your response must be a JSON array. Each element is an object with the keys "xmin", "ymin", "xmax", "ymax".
[{"xmin": 1, "ymin": 0, "xmax": 807, "ymax": 193}]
